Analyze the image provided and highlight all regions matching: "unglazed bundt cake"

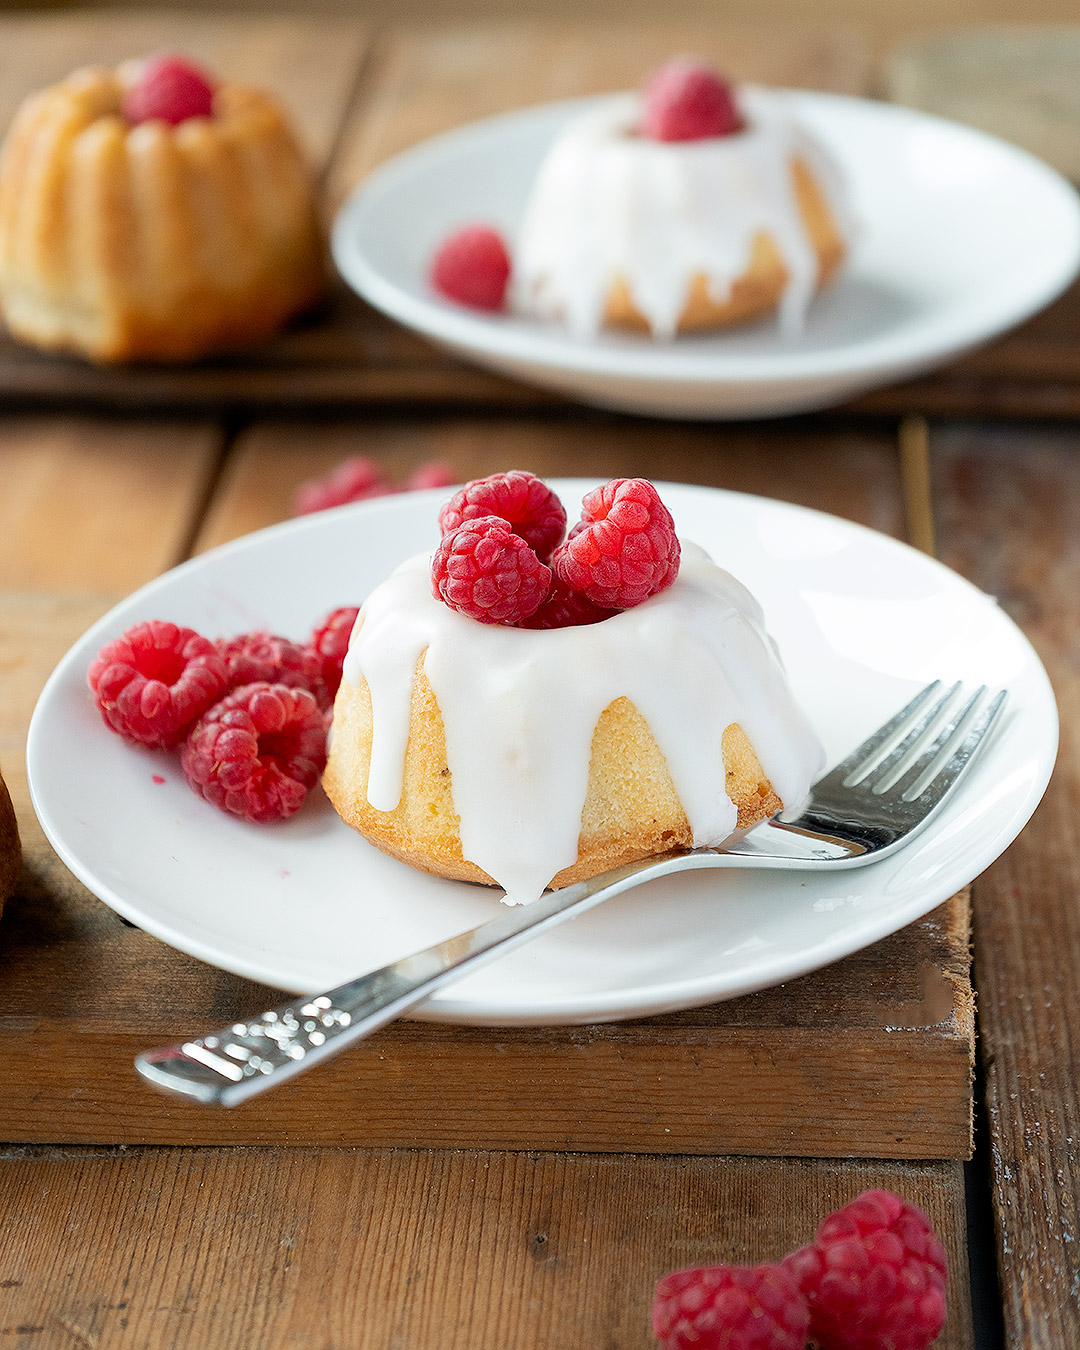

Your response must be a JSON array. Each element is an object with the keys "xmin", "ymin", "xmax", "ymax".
[
  {"xmin": 0, "ymin": 55, "xmax": 325, "ymax": 362},
  {"xmin": 512, "ymin": 58, "xmax": 848, "ymax": 338},
  {"xmin": 323, "ymin": 474, "xmax": 823, "ymax": 905}
]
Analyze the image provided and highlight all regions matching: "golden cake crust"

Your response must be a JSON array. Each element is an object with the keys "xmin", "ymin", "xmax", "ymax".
[
  {"xmin": 602, "ymin": 157, "xmax": 845, "ymax": 334},
  {"xmin": 323, "ymin": 662, "xmax": 783, "ymax": 891},
  {"xmin": 0, "ymin": 65, "xmax": 325, "ymax": 363}
]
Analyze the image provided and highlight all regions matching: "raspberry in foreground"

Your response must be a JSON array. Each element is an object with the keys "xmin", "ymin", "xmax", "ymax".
[
  {"xmin": 642, "ymin": 57, "xmax": 741, "ymax": 142},
  {"xmin": 783, "ymin": 1189, "xmax": 947, "ymax": 1350},
  {"xmin": 218, "ymin": 632, "xmax": 328, "ymax": 708},
  {"xmin": 181, "ymin": 683, "xmax": 328, "ymax": 823},
  {"xmin": 439, "ymin": 469, "xmax": 567, "ymax": 561},
  {"xmin": 123, "ymin": 55, "xmax": 215, "ymax": 126},
  {"xmin": 87, "ymin": 620, "xmax": 227, "ymax": 749},
  {"xmin": 308, "ymin": 606, "xmax": 360, "ymax": 700},
  {"xmin": 430, "ymin": 225, "xmax": 512, "ymax": 311},
  {"xmin": 554, "ymin": 478, "xmax": 680, "ymax": 609},
  {"xmin": 652, "ymin": 1262, "xmax": 809, "ymax": 1350},
  {"xmin": 432, "ymin": 515, "xmax": 551, "ymax": 625}
]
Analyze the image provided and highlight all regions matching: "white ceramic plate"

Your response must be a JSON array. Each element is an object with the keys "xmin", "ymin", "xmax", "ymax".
[
  {"xmin": 332, "ymin": 91, "xmax": 1080, "ymax": 419},
  {"xmin": 28, "ymin": 484, "xmax": 1056, "ymax": 1024}
]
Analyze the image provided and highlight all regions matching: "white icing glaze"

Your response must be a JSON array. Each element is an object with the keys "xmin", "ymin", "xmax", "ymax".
[
  {"xmin": 512, "ymin": 87, "xmax": 849, "ymax": 339},
  {"xmin": 341, "ymin": 542, "xmax": 824, "ymax": 906}
]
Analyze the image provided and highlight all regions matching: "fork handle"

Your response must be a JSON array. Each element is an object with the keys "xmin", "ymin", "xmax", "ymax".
[{"xmin": 134, "ymin": 851, "xmax": 694, "ymax": 1107}]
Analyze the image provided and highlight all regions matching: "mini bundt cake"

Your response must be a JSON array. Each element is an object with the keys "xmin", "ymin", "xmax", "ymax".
[
  {"xmin": 323, "ymin": 477, "xmax": 822, "ymax": 906},
  {"xmin": 512, "ymin": 58, "xmax": 848, "ymax": 338},
  {"xmin": 0, "ymin": 55, "xmax": 325, "ymax": 362}
]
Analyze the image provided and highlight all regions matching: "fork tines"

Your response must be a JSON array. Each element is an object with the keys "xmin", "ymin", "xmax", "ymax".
[{"xmin": 827, "ymin": 680, "xmax": 1008, "ymax": 805}]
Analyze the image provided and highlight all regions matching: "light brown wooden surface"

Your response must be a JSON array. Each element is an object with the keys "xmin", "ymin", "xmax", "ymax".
[
  {"xmin": 933, "ymin": 422, "xmax": 1080, "ymax": 1349},
  {"xmin": 0, "ymin": 1146, "xmax": 974, "ymax": 1350}
]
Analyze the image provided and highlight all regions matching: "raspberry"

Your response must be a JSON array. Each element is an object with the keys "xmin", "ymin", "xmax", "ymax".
[
  {"xmin": 406, "ymin": 460, "xmax": 456, "ymax": 492},
  {"xmin": 87, "ymin": 620, "xmax": 227, "ymax": 749},
  {"xmin": 308, "ymin": 606, "xmax": 360, "ymax": 701},
  {"xmin": 519, "ymin": 576, "xmax": 616, "ymax": 629},
  {"xmin": 553, "ymin": 478, "xmax": 680, "ymax": 609},
  {"xmin": 429, "ymin": 225, "xmax": 511, "ymax": 311},
  {"xmin": 642, "ymin": 57, "xmax": 741, "ymax": 142},
  {"xmin": 217, "ymin": 632, "xmax": 328, "ymax": 709},
  {"xmin": 439, "ymin": 470, "xmax": 566, "ymax": 561},
  {"xmin": 652, "ymin": 1263, "xmax": 809, "ymax": 1350},
  {"xmin": 181, "ymin": 683, "xmax": 328, "ymax": 823},
  {"xmin": 293, "ymin": 456, "xmax": 392, "ymax": 516},
  {"xmin": 784, "ymin": 1189, "xmax": 947, "ymax": 1350},
  {"xmin": 432, "ymin": 515, "xmax": 551, "ymax": 625},
  {"xmin": 123, "ymin": 55, "xmax": 215, "ymax": 126}
]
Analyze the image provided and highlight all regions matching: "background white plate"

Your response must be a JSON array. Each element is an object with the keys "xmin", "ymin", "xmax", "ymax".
[
  {"xmin": 28, "ymin": 484, "xmax": 1056, "ymax": 1025},
  {"xmin": 333, "ymin": 91, "xmax": 1080, "ymax": 419}
]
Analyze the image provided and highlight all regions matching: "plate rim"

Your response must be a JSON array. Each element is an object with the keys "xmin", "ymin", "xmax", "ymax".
[
  {"xmin": 27, "ymin": 482, "xmax": 1059, "ymax": 1023},
  {"xmin": 331, "ymin": 87, "xmax": 1080, "ymax": 391}
]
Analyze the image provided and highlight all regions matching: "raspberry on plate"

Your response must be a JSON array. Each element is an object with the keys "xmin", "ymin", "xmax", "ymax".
[
  {"xmin": 218, "ymin": 632, "xmax": 328, "ymax": 709},
  {"xmin": 554, "ymin": 478, "xmax": 680, "ymax": 609},
  {"xmin": 432, "ymin": 515, "xmax": 551, "ymax": 625},
  {"xmin": 439, "ymin": 469, "xmax": 567, "ymax": 561},
  {"xmin": 652, "ymin": 1262, "xmax": 810, "ymax": 1350},
  {"xmin": 123, "ymin": 55, "xmax": 215, "ymax": 126},
  {"xmin": 87, "ymin": 620, "xmax": 227, "ymax": 749},
  {"xmin": 429, "ymin": 225, "xmax": 512, "ymax": 311},
  {"xmin": 642, "ymin": 57, "xmax": 742, "ymax": 142},
  {"xmin": 783, "ymin": 1189, "xmax": 948, "ymax": 1350},
  {"xmin": 308, "ymin": 606, "xmax": 361, "ymax": 701},
  {"xmin": 181, "ymin": 683, "xmax": 328, "ymax": 823}
]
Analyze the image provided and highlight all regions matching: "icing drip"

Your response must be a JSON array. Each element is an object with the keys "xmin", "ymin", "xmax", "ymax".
[
  {"xmin": 512, "ymin": 87, "xmax": 849, "ymax": 339},
  {"xmin": 342, "ymin": 543, "xmax": 824, "ymax": 906}
]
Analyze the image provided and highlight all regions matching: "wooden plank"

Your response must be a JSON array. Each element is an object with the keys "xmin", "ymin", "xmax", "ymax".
[
  {"xmin": 0, "ymin": 417, "xmax": 222, "ymax": 593},
  {"xmin": 931, "ymin": 422, "xmax": 1080, "ymax": 1349},
  {"xmin": 0, "ymin": 11, "xmax": 369, "ymax": 170},
  {"xmin": 0, "ymin": 1146, "xmax": 974, "ymax": 1349}
]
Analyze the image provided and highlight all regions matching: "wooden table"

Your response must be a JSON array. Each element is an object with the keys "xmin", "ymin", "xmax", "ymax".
[{"xmin": 0, "ymin": 13, "xmax": 1076, "ymax": 1349}]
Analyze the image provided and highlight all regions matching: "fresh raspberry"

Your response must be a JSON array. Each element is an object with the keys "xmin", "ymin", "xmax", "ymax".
[
  {"xmin": 553, "ymin": 478, "xmax": 680, "ymax": 609},
  {"xmin": 429, "ymin": 225, "xmax": 511, "ymax": 311},
  {"xmin": 519, "ymin": 576, "xmax": 616, "ymax": 629},
  {"xmin": 123, "ymin": 55, "xmax": 215, "ymax": 126},
  {"xmin": 406, "ymin": 460, "xmax": 456, "ymax": 492},
  {"xmin": 642, "ymin": 57, "xmax": 742, "ymax": 142},
  {"xmin": 432, "ymin": 515, "xmax": 551, "ymax": 625},
  {"xmin": 87, "ymin": 620, "xmax": 227, "ymax": 749},
  {"xmin": 293, "ymin": 456, "xmax": 392, "ymax": 516},
  {"xmin": 217, "ymin": 632, "xmax": 328, "ymax": 709},
  {"xmin": 308, "ymin": 606, "xmax": 360, "ymax": 701},
  {"xmin": 653, "ymin": 1263, "xmax": 809, "ymax": 1350},
  {"xmin": 438, "ymin": 470, "xmax": 566, "ymax": 561},
  {"xmin": 181, "ymin": 683, "xmax": 328, "ymax": 823},
  {"xmin": 783, "ymin": 1189, "xmax": 948, "ymax": 1350}
]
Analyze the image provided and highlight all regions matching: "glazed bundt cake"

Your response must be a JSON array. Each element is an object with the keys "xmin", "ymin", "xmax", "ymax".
[
  {"xmin": 512, "ymin": 59, "xmax": 848, "ymax": 338},
  {"xmin": 0, "ymin": 55, "xmax": 325, "ymax": 362},
  {"xmin": 323, "ymin": 475, "xmax": 822, "ymax": 906}
]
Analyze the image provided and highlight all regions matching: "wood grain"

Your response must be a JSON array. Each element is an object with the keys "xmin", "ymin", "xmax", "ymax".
[
  {"xmin": 0, "ymin": 1146, "xmax": 974, "ymax": 1349},
  {"xmin": 0, "ymin": 417, "xmax": 222, "ymax": 593},
  {"xmin": 932, "ymin": 422, "xmax": 1080, "ymax": 1349}
]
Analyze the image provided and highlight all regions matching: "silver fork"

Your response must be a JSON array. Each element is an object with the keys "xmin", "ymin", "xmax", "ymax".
[{"xmin": 136, "ymin": 680, "xmax": 1007, "ymax": 1106}]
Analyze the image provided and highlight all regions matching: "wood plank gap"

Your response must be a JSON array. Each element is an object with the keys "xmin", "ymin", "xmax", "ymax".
[
  {"xmin": 898, "ymin": 414, "xmax": 936, "ymax": 556},
  {"xmin": 166, "ymin": 421, "xmax": 241, "ymax": 569},
  {"xmin": 317, "ymin": 27, "xmax": 385, "ymax": 198}
]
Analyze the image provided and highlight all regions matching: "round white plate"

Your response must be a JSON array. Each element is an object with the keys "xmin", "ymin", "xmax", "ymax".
[
  {"xmin": 332, "ymin": 91, "xmax": 1080, "ymax": 419},
  {"xmin": 28, "ymin": 483, "xmax": 1056, "ymax": 1024}
]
